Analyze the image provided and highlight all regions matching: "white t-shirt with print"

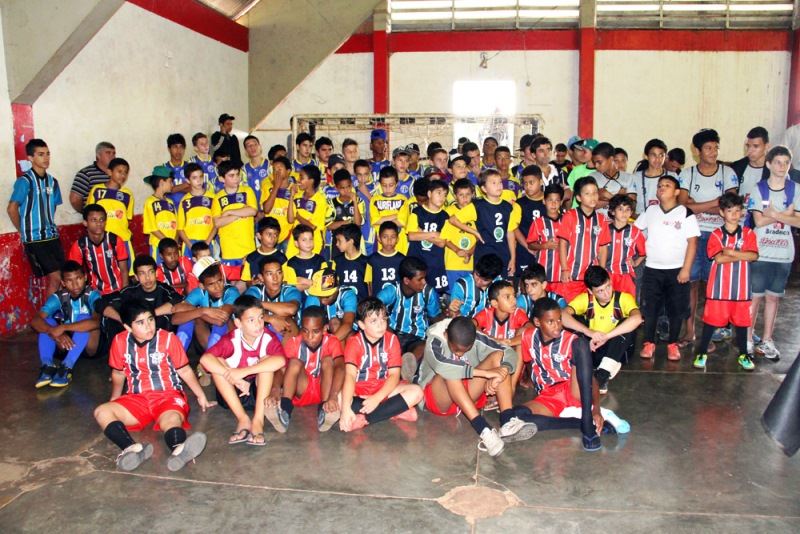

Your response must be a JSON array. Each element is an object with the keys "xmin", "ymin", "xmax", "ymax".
[
  {"xmin": 747, "ymin": 180, "xmax": 800, "ymax": 263},
  {"xmin": 678, "ymin": 164, "xmax": 738, "ymax": 233},
  {"xmin": 635, "ymin": 204, "xmax": 701, "ymax": 269},
  {"xmin": 738, "ymin": 164, "xmax": 764, "ymax": 205},
  {"xmin": 630, "ymin": 170, "xmax": 678, "ymax": 215}
]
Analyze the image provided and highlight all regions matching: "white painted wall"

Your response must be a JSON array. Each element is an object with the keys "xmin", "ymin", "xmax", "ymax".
[
  {"xmin": 253, "ymin": 52, "xmax": 373, "ymax": 150},
  {"xmin": 390, "ymin": 50, "xmax": 580, "ymax": 150},
  {"xmin": 0, "ymin": 9, "xmax": 18, "ymax": 235},
  {"xmin": 32, "ymin": 2, "xmax": 248, "ymax": 224},
  {"xmin": 595, "ymin": 50, "xmax": 790, "ymax": 163}
]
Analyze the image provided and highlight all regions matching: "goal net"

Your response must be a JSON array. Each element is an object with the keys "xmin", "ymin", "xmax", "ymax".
[{"xmin": 291, "ymin": 113, "xmax": 544, "ymax": 158}]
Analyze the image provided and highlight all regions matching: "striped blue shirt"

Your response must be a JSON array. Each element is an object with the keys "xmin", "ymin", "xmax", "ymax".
[
  {"xmin": 377, "ymin": 282, "xmax": 440, "ymax": 337},
  {"xmin": 10, "ymin": 170, "xmax": 62, "ymax": 243}
]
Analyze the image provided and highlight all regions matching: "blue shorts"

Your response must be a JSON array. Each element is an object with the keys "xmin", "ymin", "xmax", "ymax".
[
  {"xmin": 447, "ymin": 270, "xmax": 471, "ymax": 293},
  {"xmin": 690, "ymin": 231, "xmax": 713, "ymax": 282},
  {"xmin": 751, "ymin": 261, "xmax": 792, "ymax": 297}
]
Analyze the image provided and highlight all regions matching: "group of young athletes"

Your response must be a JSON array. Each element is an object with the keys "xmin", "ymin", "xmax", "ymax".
[{"xmin": 8, "ymin": 121, "xmax": 798, "ymax": 472}]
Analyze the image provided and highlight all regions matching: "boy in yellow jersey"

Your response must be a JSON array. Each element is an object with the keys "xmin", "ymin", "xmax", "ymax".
[
  {"xmin": 212, "ymin": 160, "xmax": 257, "ymax": 288},
  {"xmin": 177, "ymin": 162, "xmax": 216, "ymax": 256},
  {"xmin": 286, "ymin": 165, "xmax": 332, "ymax": 258},
  {"xmin": 442, "ymin": 178, "xmax": 477, "ymax": 290},
  {"xmin": 261, "ymin": 156, "xmax": 293, "ymax": 247},
  {"xmin": 142, "ymin": 166, "xmax": 177, "ymax": 262},
  {"xmin": 87, "ymin": 158, "xmax": 135, "ymax": 266},
  {"xmin": 369, "ymin": 167, "xmax": 410, "ymax": 254},
  {"xmin": 164, "ymin": 133, "xmax": 191, "ymax": 206},
  {"xmin": 190, "ymin": 132, "xmax": 218, "ymax": 192},
  {"xmin": 243, "ymin": 135, "xmax": 269, "ymax": 209}
]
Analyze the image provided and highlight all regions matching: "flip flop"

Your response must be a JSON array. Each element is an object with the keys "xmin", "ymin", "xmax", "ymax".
[
  {"xmin": 676, "ymin": 337, "xmax": 695, "ymax": 349},
  {"xmin": 228, "ymin": 428, "xmax": 251, "ymax": 445},
  {"xmin": 247, "ymin": 433, "xmax": 267, "ymax": 447}
]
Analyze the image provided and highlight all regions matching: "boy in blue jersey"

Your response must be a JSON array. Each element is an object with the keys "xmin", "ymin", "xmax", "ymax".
[
  {"xmin": 369, "ymin": 129, "xmax": 391, "ymax": 180},
  {"xmin": 291, "ymin": 133, "xmax": 317, "ymax": 182},
  {"xmin": 7, "ymin": 138, "xmax": 64, "ymax": 296},
  {"xmin": 164, "ymin": 133, "xmax": 190, "ymax": 206},
  {"xmin": 406, "ymin": 179, "xmax": 450, "ymax": 296},
  {"xmin": 172, "ymin": 257, "xmax": 240, "ymax": 351},
  {"xmin": 447, "ymin": 254, "xmax": 504, "ymax": 318},
  {"xmin": 333, "ymin": 223, "xmax": 372, "ymax": 301},
  {"xmin": 516, "ymin": 264, "xmax": 567, "ymax": 319},
  {"xmin": 244, "ymin": 257, "xmax": 303, "ymax": 338},
  {"xmin": 392, "ymin": 147, "xmax": 415, "ymax": 198},
  {"xmin": 376, "ymin": 256, "xmax": 443, "ymax": 380},
  {"xmin": 368, "ymin": 221, "xmax": 405, "ymax": 291},
  {"xmin": 304, "ymin": 265, "xmax": 358, "ymax": 343},
  {"xmin": 32, "ymin": 261, "xmax": 101, "ymax": 388},
  {"xmin": 243, "ymin": 135, "xmax": 269, "ymax": 208}
]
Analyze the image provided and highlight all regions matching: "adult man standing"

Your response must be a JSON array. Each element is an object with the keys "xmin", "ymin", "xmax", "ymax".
[
  {"xmin": 211, "ymin": 113, "xmax": 241, "ymax": 166},
  {"xmin": 69, "ymin": 141, "xmax": 114, "ymax": 212}
]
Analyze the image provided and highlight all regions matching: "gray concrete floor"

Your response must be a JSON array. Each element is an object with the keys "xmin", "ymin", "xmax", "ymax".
[{"xmin": 2, "ymin": 282, "xmax": 800, "ymax": 533}]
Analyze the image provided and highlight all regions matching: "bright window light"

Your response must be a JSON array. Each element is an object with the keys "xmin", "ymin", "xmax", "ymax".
[{"xmin": 453, "ymin": 80, "xmax": 516, "ymax": 116}]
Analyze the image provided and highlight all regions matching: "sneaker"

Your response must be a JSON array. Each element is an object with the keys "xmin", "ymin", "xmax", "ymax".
[
  {"xmin": 35, "ymin": 365, "xmax": 57, "ymax": 388},
  {"xmin": 478, "ymin": 427, "xmax": 505, "ymax": 457},
  {"xmin": 50, "ymin": 366, "xmax": 72, "ymax": 388},
  {"xmin": 711, "ymin": 327, "xmax": 732, "ymax": 343},
  {"xmin": 400, "ymin": 352, "xmax": 418, "ymax": 382},
  {"xmin": 582, "ymin": 434, "xmax": 602, "ymax": 452},
  {"xmin": 317, "ymin": 409, "xmax": 340, "ymax": 432},
  {"xmin": 693, "ymin": 353, "xmax": 708, "ymax": 369},
  {"xmin": 752, "ymin": 333, "xmax": 762, "ymax": 344},
  {"xmin": 756, "ymin": 340, "xmax": 780, "ymax": 361},
  {"xmin": 667, "ymin": 343, "xmax": 681, "ymax": 361},
  {"xmin": 265, "ymin": 406, "xmax": 290, "ymax": 433},
  {"xmin": 639, "ymin": 342, "xmax": 655, "ymax": 359},
  {"xmin": 594, "ymin": 369, "xmax": 610, "ymax": 395},
  {"xmin": 499, "ymin": 417, "xmax": 538, "ymax": 443},
  {"xmin": 196, "ymin": 365, "xmax": 211, "ymax": 387},
  {"xmin": 116, "ymin": 442, "xmax": 154, "ymax": 471},
  {"xmin": 167, "ymin": 432, "xmax": 207, "ymax": 472},
  {"xmin": 737, "ymin": 354, "xmax": 756, "ymax": 371},
  {"xmin": 601, "ymin": 409, "xmax": 631, "ymax": 434}
]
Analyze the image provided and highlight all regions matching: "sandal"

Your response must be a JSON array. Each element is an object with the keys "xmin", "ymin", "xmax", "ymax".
[
  {"xmin": 228, "ymin": 428, "xmax": 251, "ymax": 445},
  {"xmin": 676, "ymin": 337, "xmax": 694, "ymax": 349},
  {"xmin": 247, "ymin": 432, "xmax": 267, "ymax": 447}
]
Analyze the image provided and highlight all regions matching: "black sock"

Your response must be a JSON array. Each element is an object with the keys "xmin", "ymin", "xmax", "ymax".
[
  {"xmin": 104, "ymin": 421, "xmax": 135, "ymax": 451},
  {"xmin": 469, "ymin": 415, "xmax": 490, "ymax": 436},
  {"xmin": 365, "ymin": 395, "xmax": 409, "ymax": 424},
  {"xmin": 280, "ymin": 397, "xmax": 294, "ymax": 415},
  {"xmin": 696, "ymin": 323, "xmax": 715, "ymax": 355},
  {"xmin": 164, "ymin": 427, "xmax": 187, "ymax": 451},
  {"xmin": 574, "ymin": 337, "xmax": 597, "ymax": 438},
  {"xmin": 735, "ymin": 326, "xmax": 749, "ymax": 355},
  {"xmin": 595, "ymin": 368, "xmax": 610, "ymax": 382},
  {"xmin": 499, "ymin": 409, "xmax": 514, "ymax": 426}
]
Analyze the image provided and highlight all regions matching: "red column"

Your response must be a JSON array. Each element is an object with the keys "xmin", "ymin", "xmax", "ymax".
[
  {"xmin": 11, "ymin": 103, "xmax": 34, "ymax": 175},
  {"xmin": 578, "ymin": 27, "xmax": 596, "ymax": 139},
  {"xmin": 373, "ymin": 30, "xmax": 389, "ymax": 114},
  {"xmin": 788, "ymin": 28, "xmax": 800, "ymax": 127}
]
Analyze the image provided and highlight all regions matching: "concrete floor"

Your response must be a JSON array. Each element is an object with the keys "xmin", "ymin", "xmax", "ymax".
[{"xmin": 1, "ymin": 283, "xmax": 800, "ymax": 533}]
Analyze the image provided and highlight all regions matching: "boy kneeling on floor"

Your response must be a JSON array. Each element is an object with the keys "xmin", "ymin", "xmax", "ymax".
[{"xmin": 93, "ymin": 299, "xmax": 213, "ymax": 472}]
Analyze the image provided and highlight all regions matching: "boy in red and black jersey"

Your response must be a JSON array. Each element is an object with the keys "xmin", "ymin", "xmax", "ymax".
[
  {"xmin": 94, "ymin": 300, "xmax": 213, "ymax": 472},
  {"xmin": 68, "ymin": 204, "xmax": 129, "ymax": 295},
  {"xmin": 339, "ymin": 298, "xmax": 423, "ymax": 432},
  {"xmin": 527, "ymin": 184, "xmax": 566, "ymax": 298},
  {"xmin": 693, "ymin": 192, "xmax": 759, "ymax": 371},
  {"xmin": 156, "ymin": 238, "xmax": 198, "ymax": 296},
  {"xmin": 605, "ymin": 195, "xmax": 645, "ymax": 295}
]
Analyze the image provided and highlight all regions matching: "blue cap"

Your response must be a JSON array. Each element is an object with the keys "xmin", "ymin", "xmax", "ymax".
[
  {"xmin": 370, "ymin": 129, "xmax": 387, "ymax": 141},
  {"xmin": 567, "ymin": 135, "xmax": 584, "ymax": 149}
]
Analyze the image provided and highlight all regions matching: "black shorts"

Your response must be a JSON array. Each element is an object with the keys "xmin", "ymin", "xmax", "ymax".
[
  {"xmin": 216, "ymin": 378, "xmax": 257, "ymax": 411},
  {"xmin": 24, "ymin": 238, "xmax": 64, "ymax": 277},
  {"xmin": 396, "ymin": 332, "xmax": 425, "ymax": 354}
]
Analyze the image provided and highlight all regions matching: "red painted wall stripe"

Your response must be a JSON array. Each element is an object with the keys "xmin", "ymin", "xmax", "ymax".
[
  {"xmin": 11, "ymin": 104, "xmax": 34, "ymax": 176},
  {"xmin": 373, "ymin": 31, "xmax": 390, "ymax": 114},
  {"xmin": 388, "ymin": 29, "xmax": 579, "ymax": 52},
  {"xmin": 337, "ymin": 33, "xmax": 373, "ymax": 54},
  {"xmin": 127, "ymin": 0, "xmax": 248, "ymax": 52},
  {"xmin": 578, "ymin": 27, "xmax": 595, "ymax": 139},
  {"xmin": 595, "ymin": 29, "xmax": 791, "ymax": 52},
  {"xmin": 788, "ymin": 29, "xmax": 800, "ymax": 127}
]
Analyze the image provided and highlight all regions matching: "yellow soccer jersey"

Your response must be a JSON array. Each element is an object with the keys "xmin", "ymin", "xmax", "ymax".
[
  {"xmin": 143, "ymin": 195, "xmax": 177, "ymax": 248},
  {"xmin": 568, "ymin": 291, "xmax": 638, "ymax": 334},
  {"xmin": 212, "ymin": 184, "xmax": 257, "ymax": 260},
  {"xmin": 285, "ymin": 189, "xmax": 332, "ymax": 258},
  {"xmin": 87, "ymin": 184, "xmax": 134, "ymax": 241},
  {"xmin": 442, "ymin": 205, "xmax": 477, "ymax": 271},
  {"xmin": 177, "ymin": 191, "xmax": 215, "ymax": 242},
  {"xmin": 261, "ymin": 184, "xmax": 292, "ymax": 244},
  {"xmin": 369, "ymin": 193, "xmax": 410, "ymax": 254}
]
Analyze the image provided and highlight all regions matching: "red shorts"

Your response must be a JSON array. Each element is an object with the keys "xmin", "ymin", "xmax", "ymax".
[
  {"xmin": 702, "ymin": 299, "xmax": 751, "ymax": 328},
  {"xmin": 423, "ymin": 379, "xmax": 487, "ymax": 416},
  {"xmin": 293, "ymin": 375, "xmax": 322, "ymax": 406},
  {"xmin": 113, "ymin": 390, "xmax": 191, "ymax": 431},
  {"xmin": 221, "ymin": 263, "xmax": 243, "ymax": 282},
  {"xmin": 558, "ymin": 281, "xmax": 587, "ymax": 304},
  {"xmin": 610, "ymin": 272, "xmax": 636, "ymax": 295},
  {"xmin": 532, "ymin": 380, "xmax": 581, "ymax": 417}
]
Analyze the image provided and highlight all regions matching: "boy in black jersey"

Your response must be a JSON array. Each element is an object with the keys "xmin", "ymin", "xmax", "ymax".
[
  {"xmin": 407, "ymin": 179, "xmax": 450, "ymax": 296},
  {"xmin": 325, "ymin": 169, "xmax": 364, "ymax": 260},
  {"xmin": 333, "ymin": 223, "xmax": 372, "ymax": 300},
  {"xmin": 286, "ymin": 224, "xmax": 324, "ymax": 291},
  {"xmin": 514, "ymin": 165, "xmax": 546, "ymax": 277},
  {"xmin": 243, "ymin": 217, "xmax": 287, "ymax": 285},
  {"xmin": 368, "ymin": 221, "xmax": 405, "ymax": 291}
]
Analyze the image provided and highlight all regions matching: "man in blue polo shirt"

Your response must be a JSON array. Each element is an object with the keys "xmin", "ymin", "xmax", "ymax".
[{"xmin": 7, "ymin": 138, "xmax": 64, "ymax": 296}]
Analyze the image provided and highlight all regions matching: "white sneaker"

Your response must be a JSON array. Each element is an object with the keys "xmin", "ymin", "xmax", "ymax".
[
  {"xmin": 478, "ymin": 427, "xmax": 505, "ymax": 457},
  {"xmin": 756, "ymin": 339, "xmax": 780, "ymax": 361},
  {"xmin": 499, "ymin": 417, "xmax": 538, "ymax": 443},
  {"xmin": 167, "ymin": 432, "xmax": 207, "ymax": 472},
  {"xmin": 116, "ymin": 442, "xmax": 153, "ymax": 471}
]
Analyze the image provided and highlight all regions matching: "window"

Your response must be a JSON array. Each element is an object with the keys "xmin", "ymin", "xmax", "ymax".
[
  {"xmin": 452, "ymin": 80, "xmax": 517, "ymax": 148},
  {"xmin": 390, "ymin": 0, "xmax": 580, "ymax": 31}
]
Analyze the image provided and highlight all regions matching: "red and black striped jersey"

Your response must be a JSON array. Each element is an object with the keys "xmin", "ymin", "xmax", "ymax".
[
  {"xmin": 473, "ymin": 307, "xmax": 530, "ymax": 339},
  {"xmin": 706, "ymin": 225, "xmax": 758, "ymax": 301},
  {"xmin": 606, "ymin": 224, "xmax": 645, "ymax": 275},
  {"xmin": 556, "ymin": 208, "xmax": 611, "ymax": 281},
  {"xmin": 527, "ymin": 214, "xmax": 562, "ymax": 282},
  {"xmin": 521, "ymin": 328, "xmax": 576, "ymax": 394},
  {"xmin": 344, "ymin": 330, "xmax": 401, "ymax": 383},
  {"xmin": 68, "ymin": 232, "xmax": 128, "ymax": 295},
  {"xmin": 109, "ymin": 329, "xmax": 188, "ymax": 394},
  {"xmin": 284, "ymin": 333, "xmax": 343, "ymax": 378},
  {"xmin": 157, "ymin": 256, "xmax": 198, "ymax": 296}
]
